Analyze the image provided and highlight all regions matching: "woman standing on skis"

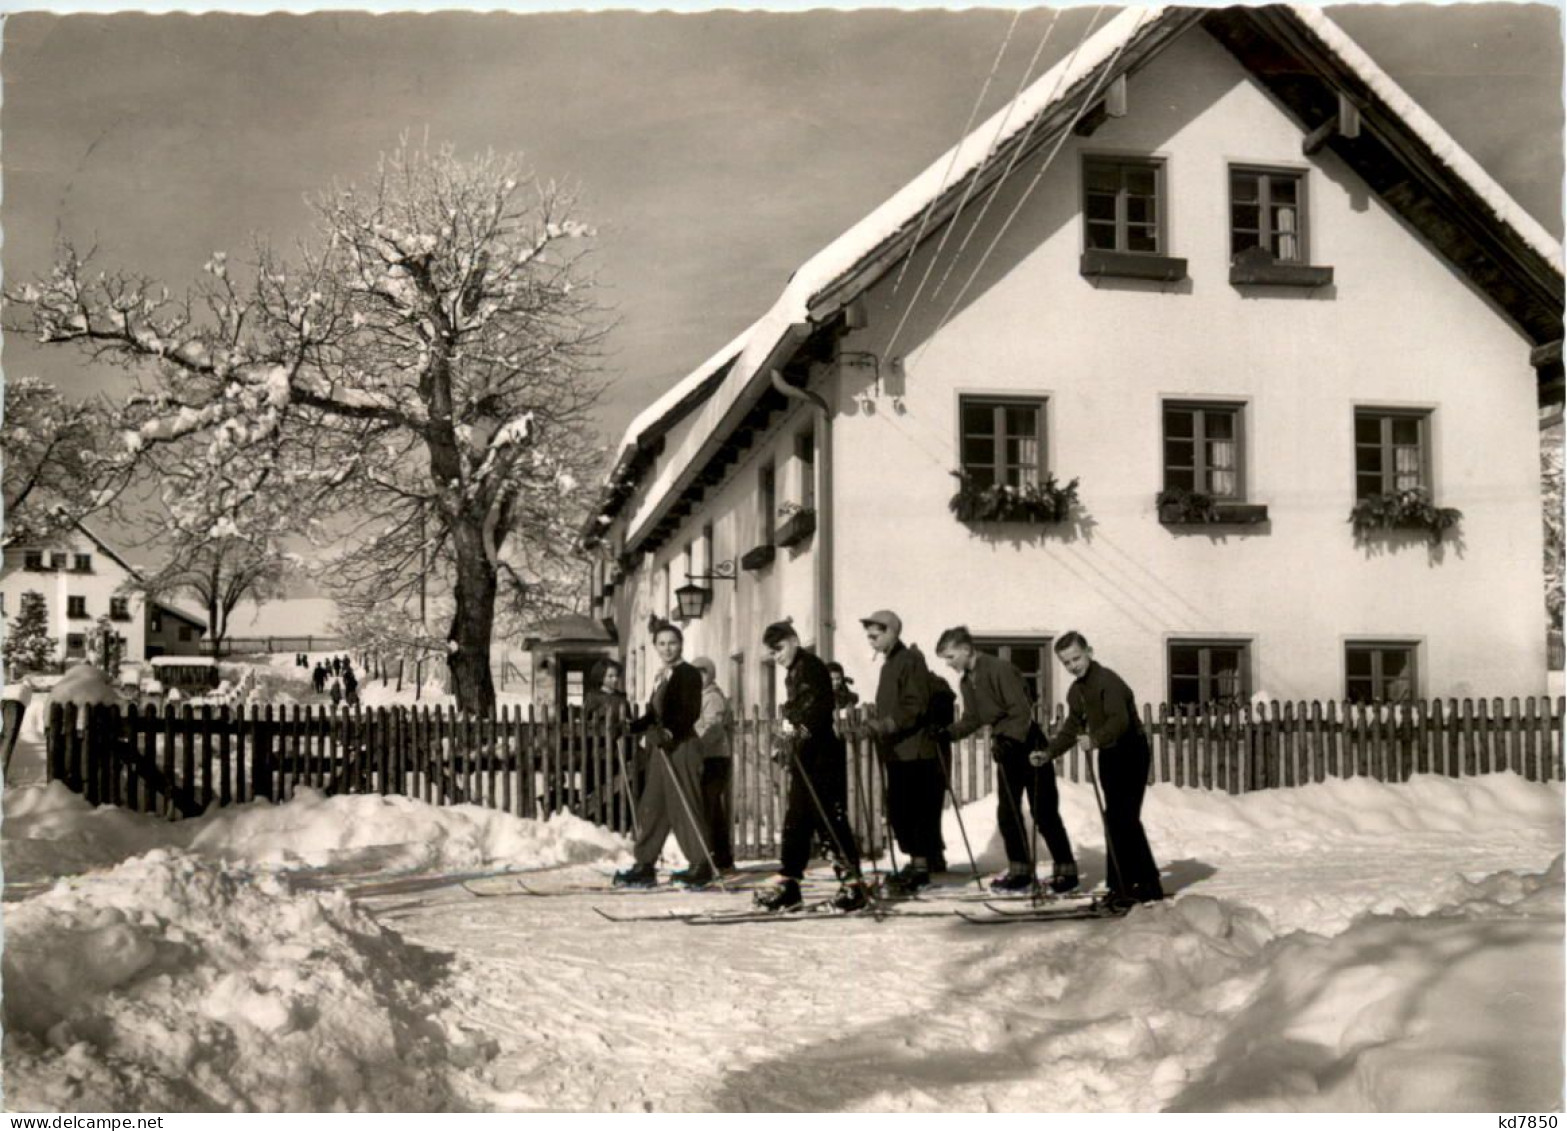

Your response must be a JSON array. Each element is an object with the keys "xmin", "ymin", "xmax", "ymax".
[{"xmin": 613, "ymin": 622, "xmax": 718, "ymax": 889}]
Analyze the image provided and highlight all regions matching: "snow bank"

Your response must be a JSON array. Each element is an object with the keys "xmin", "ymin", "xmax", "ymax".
[
  {"xmin": 3, "ymin": 850, "xmax": 495, "ymax": 1112},
  {"xmin": 4, "ymin": 782, "xmax": 628, "ymax": 887},
  {"xmin": 1168, "ymin": 856, "xmax": 1564, "ymax": 1112},
  {"xmin": 188, "ymin": 787, "xmax": 627, "ymax": 875}
]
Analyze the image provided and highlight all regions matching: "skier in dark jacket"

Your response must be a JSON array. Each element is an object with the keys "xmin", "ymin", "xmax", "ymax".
[
  {"xmin": 753, "ymin": 620, "xmax": 869, "ymax": 913},
  {"xmin": 861, "ymin": 609, "xmax": 945, "ymax": 894},
  {"xmin": 1033, "ymin": 632, "xmax": 1164, "ymax": 910},
  {"xmin": 614, "ymin": 622, "xmax": 718, "ymax": 889},
  {"xmin": 937, "ymin": 626, "xmax": 1076, "ymax": 894}
]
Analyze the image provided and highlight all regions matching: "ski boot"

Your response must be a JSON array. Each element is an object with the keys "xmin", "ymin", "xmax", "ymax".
[
  {"xmin": 753, "ymin": 877, "xmax": 802, "ymax": 912},
  {"xmin": 989, "ymin": 869, "xmax": 1036, "ymax": 894},
  {"xmin": 882, "ymin": 861, "xmax": 931, "ymax": 897},
  {"xmin": 670, "ymin": 866, "xmax": 716, "ymax": 889},
  {"xmin": 831, "ymin": 879, "xmax": 870, "ymax": 913},
  {"xmin": 612, "ymin": 863, "xmax": 658, "ymax": 888},
  {"xmin": 1049, "ymin": 862, "xmax": 1080, "ymax": 895}
]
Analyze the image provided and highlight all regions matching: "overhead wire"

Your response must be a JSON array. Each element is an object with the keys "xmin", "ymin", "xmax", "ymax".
[
  {"xmin": 883, "ymin": 9, "xmax": 1071, "ymax": 364},
  {"xmin": 890, "ymin": 4, "xmax": 1096, "ymax": 358},
  {"xmin": 910, "ymin": 22, "xmax": 1136, "ymax": 371},
  {"xmin": 890, "ymin": 8, "xmax": 1025, "ymax": 300},
  {"xmin": 929, "ymin": 6, "xmax": 1105, "ymax": 303}
]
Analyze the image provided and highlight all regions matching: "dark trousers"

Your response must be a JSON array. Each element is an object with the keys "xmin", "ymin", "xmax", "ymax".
[
  {"xmin": 632, "ymin": 737, "xmax": 712, "ymax": 873},
  {"xmin": 781, "ymin": 744, "xmax": 860, "ymax": 881},
  {"xmin": 996, "ymin": 749, "xmax": 1074, "ymax": 869},
  {"xmin": 1097, "ymin": 742, "xmax": 1163, "ymax": 899},
  {"xmin": 700, "ymin": 757, "xmax": 735, "ymax": 870},
  {"xmin": 885, "ymin": 757, "xmax": 945, "ymax": 862}
]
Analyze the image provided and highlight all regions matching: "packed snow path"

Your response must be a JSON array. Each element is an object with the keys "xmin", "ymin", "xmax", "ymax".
[{"xmin": 4, "ymin": 774, "xmax": 1561, "ymax": 1112}]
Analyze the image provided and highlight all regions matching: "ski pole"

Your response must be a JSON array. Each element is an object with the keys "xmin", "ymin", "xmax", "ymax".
[
  {"xmin": 612, "ymin": 729, "xmax": 642, "ymax": 840},
  {"xmin": 655, "ymin": 741, "xmax": 728, "ymax": 891},
  {"xmin": 935, "ymin": 740, "xmax": 984, "ymax": 891},
  {"xmin": 1088, "ymin": 751, "xmax": 1124, "ymax": 906},
  {"xmin": 995, "ymin": 756, "xmax": 1039, "ymax": 895}
]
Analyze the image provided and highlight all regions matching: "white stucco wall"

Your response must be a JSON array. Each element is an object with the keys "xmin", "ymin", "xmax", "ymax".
[
  {"xmin": 826, "ymin": 27, "xmax": 1549, "ymax": 708},
  {"xmin": 618, "ymin": 404, "xmax": 822, "ymax": 711}
]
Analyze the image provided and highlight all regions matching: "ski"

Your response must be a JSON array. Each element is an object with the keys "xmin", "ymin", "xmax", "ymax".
[
  {"xmin": 506, "ymin": 873, "xmax": 827, "ymax": 898},
  {"xmin": 955, "ymin": 902, "xmax": 1128, "ymax": 926}
]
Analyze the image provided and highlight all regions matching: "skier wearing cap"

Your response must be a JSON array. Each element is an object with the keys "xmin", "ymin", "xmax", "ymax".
[
  {"xmin": 613, "ymin": 621, "xmax": 719, "ymax": 889},
  {"xmin": 936, "ymin": 625, "xmax": 1077, "ymax": 894},
  {"xmin": 861, "ymin": 609, "xmax": 945, "ymax": 894},
  {"xmin": 753, "ymin": 620, "xmax": 870, "ymax": 913},
  {"xmin": 1033, "ymin": 632, "xmax": 1164, "ymax": 909}
]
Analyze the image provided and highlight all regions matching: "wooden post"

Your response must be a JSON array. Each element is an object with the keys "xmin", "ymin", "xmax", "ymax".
[
  {"xmin": 1505, "ymin": 696, "xmax": 1522, "ymax": 776},
  {"xmin": 1551, "ymin": 698, "xmax": 1565, "ymax": 781},
  {"xmin": 216, "ymin": 706, "xmax": 231, "ymax": 807},
  {"xmin": 162, "ymin": 702, "xmax": 178, "ymax": 815},
  {"xmin": 1460, "ymin": 698, "xmax": 1478, "ymax": 776},
  {"xmin": 195, "ymin": 704, "xmax": 212, "ymax": 808},
  {"xmin": 1523, "ymin": 697, "xmax": 1540, "ymax": 781}
]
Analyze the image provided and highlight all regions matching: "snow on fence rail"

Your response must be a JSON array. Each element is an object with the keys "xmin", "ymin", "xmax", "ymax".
[{"xmin": 45, "ymin": 697, "xmax": 1566, "ymax": 857}]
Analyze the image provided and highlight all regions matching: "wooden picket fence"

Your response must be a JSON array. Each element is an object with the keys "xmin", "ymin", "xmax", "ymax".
[{"xmin": 45, "ymin": 696, "xmax": 1566, "ymax": 859}]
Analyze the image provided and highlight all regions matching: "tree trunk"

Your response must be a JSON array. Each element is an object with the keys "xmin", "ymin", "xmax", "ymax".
[{"xmin": 448, "ymin": 516, "xmax": 498, "ymax": 716}]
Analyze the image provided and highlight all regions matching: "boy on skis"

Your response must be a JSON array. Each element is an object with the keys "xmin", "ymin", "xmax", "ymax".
[
  {"xmin": 861, "ymin": 610, "xmax": 945, "ymax": 894},
  {"xmin": 1032, "ymin": 633, "xmax": 1164, "ymax": 910},
  {"xmin": 936, "ymin": 626, "xmax": 1077, "ymax": 894},
  {"xmin": 753, "ymin": 620, "xmax": 870, "ymax": 913}
]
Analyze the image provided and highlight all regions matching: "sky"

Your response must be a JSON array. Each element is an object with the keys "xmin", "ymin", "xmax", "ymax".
[{"xmin": 3, "ymin": 2, "xmax": 1562, "ymax": 457}]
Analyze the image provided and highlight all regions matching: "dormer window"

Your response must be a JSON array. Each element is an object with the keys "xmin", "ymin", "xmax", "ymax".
[
  {"xmin": 1080, "ymin": 155, "xmax": 1187, "ymax": 282},
  {"xmin": 1229, "ymin": 166, "xmax": 1333, "ymax": 287}
]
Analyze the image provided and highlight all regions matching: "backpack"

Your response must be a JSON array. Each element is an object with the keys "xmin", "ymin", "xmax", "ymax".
[{"xmin": 925, "ymin": 671, "xmax": 957, "ymax": 729}]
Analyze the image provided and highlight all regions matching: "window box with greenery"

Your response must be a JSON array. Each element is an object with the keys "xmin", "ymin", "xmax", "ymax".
[
  {"xmin": 775, "ymin": 502, "xmax": 817, "ymax": 548},
  {"xmin": 950, "ymin": 470, "xmax": 1080, "ymax": 525},
  {"xmin": 1080, "ymin": 156, "xmax": 1187, "ymax": 282},
  {"xmin": 1349, "ymin": 487, "xmax": 1461, "ymax": 544},
  {"xmin": 1227, "ymin": 167, "xmax": 1333, "ymax": 288},
  {"xmin": 1351, "ymin": 410, "xmax": 1459, "ymax": 543},
  {"xmin": 1160, "ymin": 403, "xmax": 1267, "ymax": 525}
]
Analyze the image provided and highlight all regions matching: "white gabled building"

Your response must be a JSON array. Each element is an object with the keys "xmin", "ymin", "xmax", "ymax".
[
  {"xmin": 584, "ymin": 6, "xmax": 1563, "ymax": 715},
  {"xmin": 0, "ymin": 524, "xmax": 207, "ymax": 667}
]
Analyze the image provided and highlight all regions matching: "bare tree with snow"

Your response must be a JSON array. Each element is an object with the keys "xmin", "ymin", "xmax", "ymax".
[
  {"xmin": 7, "ymin": 140, "xmax": 609, "ymax": 714},
  {"xmin": 137, "ymin": 534, "xmax": 292, "ymax": 654},
  {"xmin": 1, "ymin": 377, "xmax": 131, "ymax": 543}
]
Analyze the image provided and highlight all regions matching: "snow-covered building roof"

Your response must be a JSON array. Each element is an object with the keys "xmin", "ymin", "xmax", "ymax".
[
  {"xmin": 149, "ymin": 600, "xmax": 208, "ymax": 631},
  {"xmin": 588, "ymin": 4, "xmax": 1563, "ymax": 554}
]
